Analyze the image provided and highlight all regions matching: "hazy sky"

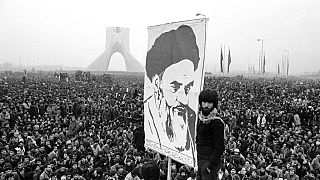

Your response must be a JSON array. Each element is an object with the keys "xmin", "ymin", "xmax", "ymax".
[{"xmin": 0, "ymin": 0, "xmax": 319, "ymax": 73}]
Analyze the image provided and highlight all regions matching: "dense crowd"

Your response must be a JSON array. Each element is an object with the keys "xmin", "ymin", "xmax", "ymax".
[
  {"xmin": 0, "ymin": 72, "xmax": 320, "ymax": 180},
  {"xmin": 206, "ymin": 76, "xmax": 320, "ymax": 180}
]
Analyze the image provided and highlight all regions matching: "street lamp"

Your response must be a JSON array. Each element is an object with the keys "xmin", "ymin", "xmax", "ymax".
[
  {"xmin": 257, "ymin": 38, "xmax": 264, "ymax": 57},
  {"xmin": 257, "ymin": 39, "xmax": 264, "ymax": 73}
]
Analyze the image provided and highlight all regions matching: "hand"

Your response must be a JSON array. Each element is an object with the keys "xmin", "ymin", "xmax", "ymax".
[{"xmin": 206, "ymin": 167, "xmax": 211, "ymax": 173}]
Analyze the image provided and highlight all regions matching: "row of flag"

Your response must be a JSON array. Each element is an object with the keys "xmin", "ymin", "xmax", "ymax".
[
  {"xmin": 277, "ymin": 56, "xmax": 289, "ymax": 75},
  {"xmin": 220, "ymin": 46, "xmax": 232, "ymax": 73},
  {"xmin": 219, "ymin": 47, "xmax": 289, "ymax": 75},
  {"xmin": 261, "ymin": 54, "xmax": 266, "ymax": 74},
  {"xmin": 249, "ymin": 52, "xmax": 290, "ymax": 75}
]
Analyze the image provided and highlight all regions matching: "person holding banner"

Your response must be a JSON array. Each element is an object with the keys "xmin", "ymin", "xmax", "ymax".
[{"xmin": 196, "ymin": 89, "xmax": 225, "ymax": 180}]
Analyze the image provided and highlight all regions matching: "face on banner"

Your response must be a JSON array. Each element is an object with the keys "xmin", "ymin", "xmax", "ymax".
[
  {"xmin": 144, "ymin": 22, "xmax": 205, "ymax": 167},
  {"xmin": 159, "ymin": 60, "xmax": 195, "ymax": 150},
  {"xmin": 161, "ymin": 60, "xmax": 194, "ymax": 108}
]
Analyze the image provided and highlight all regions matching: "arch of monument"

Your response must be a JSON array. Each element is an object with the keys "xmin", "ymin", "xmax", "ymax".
[{"xmin": 87, "ymin": 27, "xmax": 144, "ymax": 72}]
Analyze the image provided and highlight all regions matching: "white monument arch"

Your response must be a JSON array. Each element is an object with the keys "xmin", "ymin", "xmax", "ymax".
[{"xmin": 87, "ymin": 27, "xmax": 144, "ymax": 72}]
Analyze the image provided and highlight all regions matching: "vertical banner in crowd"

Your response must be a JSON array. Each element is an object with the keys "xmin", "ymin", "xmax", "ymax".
[
  {"xmin": 144, "ymin": 18, "xmax": 207, "ymax": 167},
  {"xmin": 220, "ymin": 46, "xmax": 224, "ymax": 73},
  {"xmin": 227, "ymin": 48, "xmax": 231, "ymax": 73},
  {"xmin": 263, "ymin": 53, "xmax": 266, "ymax": 74}
]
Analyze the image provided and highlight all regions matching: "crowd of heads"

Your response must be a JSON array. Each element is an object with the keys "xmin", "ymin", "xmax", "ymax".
[
  {"xmin": 206, "ymin": 76, "xmax": 320, "ymax": 180},
  {"xmin": 0, "ymin": 72, "xmax": 148, "ymax": 180},
  {"xmin": 0, "ymin": 72, "xmax": 320, "ymax": 180}
]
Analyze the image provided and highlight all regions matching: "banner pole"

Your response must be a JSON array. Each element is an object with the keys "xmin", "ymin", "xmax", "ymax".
[
  {"xmin": 148, "ymin": 18, "xmax": 205, "ymax": 29},
  {"xmin": 167, "ymin": 157, "xmax": 172, "ymax": 180},
  {"xmin": 199, "ymin": 17, "xmax": 208, "ymax": 90}
]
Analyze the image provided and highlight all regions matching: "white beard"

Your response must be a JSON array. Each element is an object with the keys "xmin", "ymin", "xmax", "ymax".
[{"xmin": 169, "ymin": 107, "xmax": 188, "ymax": 151}]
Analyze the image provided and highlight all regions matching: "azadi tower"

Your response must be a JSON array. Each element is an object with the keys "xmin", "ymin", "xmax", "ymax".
[{"xmin": 87, "ymin": 27, "xmax": 144, "ymax": 72}]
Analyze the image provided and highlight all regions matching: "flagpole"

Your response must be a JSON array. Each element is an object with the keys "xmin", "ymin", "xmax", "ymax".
[
  {"xmin": 288, "ymin": 52, "xmax": 290, "ymax": 76},
  {"xmin": 262, "ymin": 53, "xmax": 264, "ymax": 74},
  {"xmin": 282, "ymin": 55, "xmax": 285, "ymax": 75},
  {"xmin": 262, "ymin": 42, "xmax": 264, "ymax": 73},
  {"xmin": 196, "ymin": 13, "xmax": 208, "ymax": 90},
  {"xmin": 228, "ymin": 46, "xmax": 230, "ymax": 74},
  {"xmin": 220, "ymin": 44, "xmax": 223, "ymax": 75},
  {"xmin": 284, "ymin": 52, "xmax": 287, "ymax": 76},
  {"xmin": 148, "ymin": 18, "xmax": 206, "ymax": 29},
  {"xmin": 258, "ymin": 52, "xmax": 261, "ymax": 73},
  {"xmin": 167, "ymin": 157, "xmax": 172, "ymax": 180},
  {"xmin": 262, "ymin": 41, "xmax": 264, "ymax": 74},
  {"xmin": 262, "ymin": 54, "xmax": 264, "ymax": 74},
  {"xmin": 257, "ymin": 39, "xmax": 264, "ymax": 74},
  {"xmin": 284, "ymin": 49, "xmax": 289, "ymax": 76},
  {"xmin": 263, "ymin": 53, "xmax": 266, "ymax": 74},
  {"xmin": 224, "ymin": 44, "xmax": 226, "ymax": 76},
  {"xmin": 280, "ymin": 55, "xmax": 283, "ymax": 74}
]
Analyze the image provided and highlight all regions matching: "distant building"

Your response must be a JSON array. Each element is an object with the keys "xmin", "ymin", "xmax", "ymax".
[{"xmin": 87, "ymin": 27, "xmax": 144, "ymax": 72}]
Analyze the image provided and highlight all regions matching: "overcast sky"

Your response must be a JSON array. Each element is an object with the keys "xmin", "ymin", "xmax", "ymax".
[{"xmin": 0, "ymin": 0, "xmax": 319, "ymax": 73}]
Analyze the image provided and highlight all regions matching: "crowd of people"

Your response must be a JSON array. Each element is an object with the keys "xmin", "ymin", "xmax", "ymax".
[
  {"xmin": 0, "ymin": 71, "xmax": 319, "ymax": 180},
  {"xmin": 206, "ymin": 76, "xmax": 320, "ymax": 180}
]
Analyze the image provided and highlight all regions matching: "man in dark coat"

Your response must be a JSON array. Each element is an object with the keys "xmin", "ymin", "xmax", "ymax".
[{"xmin": 196, "ymin": 89, "xmax": 225, "ymax": 180}]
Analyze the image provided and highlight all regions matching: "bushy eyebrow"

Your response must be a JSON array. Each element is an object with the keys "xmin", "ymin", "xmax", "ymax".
[
  {"xmin": 170, "ymin": 81, "xmax": 182, "ymax": 86},
  {"xmin": 185, "ymin": 81, "xmax": 194, "ymax": 88}
]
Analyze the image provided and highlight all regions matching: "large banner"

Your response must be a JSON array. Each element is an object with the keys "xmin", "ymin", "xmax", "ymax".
[{"xmin": 144, "ymin": 18, "xmax": 207, "ymax": 167}]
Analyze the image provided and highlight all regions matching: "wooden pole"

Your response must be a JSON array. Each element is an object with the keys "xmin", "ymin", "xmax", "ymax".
[{"xmin": 167, "ymin": 157, "xmax": 172, "ymax": 180}]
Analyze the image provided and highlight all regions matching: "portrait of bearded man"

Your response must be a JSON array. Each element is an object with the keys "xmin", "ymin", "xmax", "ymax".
[{"xmin": 144, "ymin": 25, "xmax": 200, "ymax": 157}]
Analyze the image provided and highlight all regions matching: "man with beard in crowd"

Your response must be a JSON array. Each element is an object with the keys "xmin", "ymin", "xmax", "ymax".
[
  {"xmin": 39, "ymin": 163, "xmax": 53, "ymax": 180},
  {"xmin": 196, "ymin": 89, "xmax": 225, "ymax": 180}
]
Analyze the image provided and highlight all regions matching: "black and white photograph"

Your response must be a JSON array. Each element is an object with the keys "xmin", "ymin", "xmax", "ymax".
[{"xmin": 0, "ymin": 0, "xmax": 319, "ymax": 180}]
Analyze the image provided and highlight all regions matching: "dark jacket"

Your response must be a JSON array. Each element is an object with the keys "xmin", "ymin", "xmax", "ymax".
[{"xmin": 196, "ymin": 117, "xmax": 225, "ymax": 170}]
